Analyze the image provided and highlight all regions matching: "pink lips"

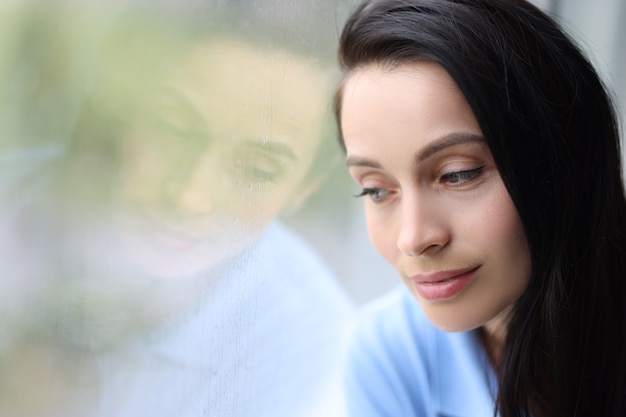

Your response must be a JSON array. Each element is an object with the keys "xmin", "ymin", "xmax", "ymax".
[{"xmin": 411, "ymin": 266, "xmax": 480, "ymax": 301}]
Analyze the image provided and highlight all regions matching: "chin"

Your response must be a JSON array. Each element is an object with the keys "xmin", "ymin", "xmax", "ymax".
[
  {"xmin": 418, "ymin": 302, "xmax": 490, "ymax": 333},
  {"xmin": 427, "ymin": 317, "xmax": 483, "ymax": 333}
]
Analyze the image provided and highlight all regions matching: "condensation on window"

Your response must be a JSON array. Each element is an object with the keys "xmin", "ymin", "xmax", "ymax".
[{"xmin": 0, "ymin": 1, "xmax": 359, "ymax": 416}]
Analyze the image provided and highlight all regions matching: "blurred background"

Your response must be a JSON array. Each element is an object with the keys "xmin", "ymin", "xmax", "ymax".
[{"xmin": 0, "ymin": 0, "xmax": 623, "ymax": 416}]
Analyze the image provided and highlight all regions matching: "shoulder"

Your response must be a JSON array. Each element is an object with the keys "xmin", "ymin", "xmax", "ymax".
[
  {"xmin": 343, "ymin": 287, "xmax": 438, "ymax": 416},
  {"xmin": 350, "ymin": 286, "xmax": 434, "ymax": 361},
  {"xmin": 248, "ymin": 221, "xmax": 354, "ymax": 308},
  {"xmin": 344, "ymin": 287, "xmax": 498, "ymax": 417}
]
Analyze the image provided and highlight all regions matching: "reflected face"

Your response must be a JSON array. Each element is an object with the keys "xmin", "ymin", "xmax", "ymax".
[
  {"xmin": 117, "ymin": 39, "xmax": 332, "ymax": 276},
  {"xmin": 341, "ymin": 61, "xmax": 531, "ymax": 332}
]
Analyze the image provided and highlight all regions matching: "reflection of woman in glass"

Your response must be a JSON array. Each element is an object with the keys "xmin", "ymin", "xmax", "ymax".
[
  {"xmin": 95, "ymin": 36, "xmax": 353, "ymax": 417},
  {"xmin": 0, "ymin": 4, "xmax": 352, "ymax": 417},
  {"xmin": 334, "ymin": 0, "xmax": 626, "ymax": 416},
  {"xmin": 117, "ymin": 37, "xmax": 334, "ymax": 277}
]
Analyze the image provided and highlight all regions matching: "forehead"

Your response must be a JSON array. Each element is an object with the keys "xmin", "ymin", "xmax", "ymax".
[
  {"xmin": 168, "ymin": 39, "xmax": 333, "ymax": 158},
  {"xmin": 341, "ymin": 60, "xmax": 464, "ymax": 114},
  {"xmin": 340, "ymin": 61, "xmax": 481, "ymax": 155}
]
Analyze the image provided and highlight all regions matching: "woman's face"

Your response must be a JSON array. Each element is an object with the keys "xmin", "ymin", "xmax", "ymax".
[
  {"xmin": 115, "ymin": 39, "xmax": 332, "ymax": 277},
  {"xmin": 340, "ymin": 61, "xmax": 531, "ymax": 332}
]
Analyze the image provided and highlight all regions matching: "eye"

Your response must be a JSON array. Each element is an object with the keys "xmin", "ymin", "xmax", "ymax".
[
  {"xmin": 440, "ymin": 165, "xmax": 485, "ymax": 186},
  {"xmin": 232, "ymin": 141, "xmax": 295, "ymax": 185},
  {"xmin": 241, "ymin": 152, "xmax": 284, "ymax": 183},
  {"xmin": 354, "ymin": 187, "xmax": 390, "ymax": 201}
]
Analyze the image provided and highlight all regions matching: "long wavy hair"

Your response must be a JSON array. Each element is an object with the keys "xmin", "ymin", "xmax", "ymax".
[{"xmin": 334, "ymin": 0, "xmax": 626, "ymax": 416}]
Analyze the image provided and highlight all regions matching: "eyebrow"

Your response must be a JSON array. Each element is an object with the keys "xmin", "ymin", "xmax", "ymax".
[
  {"xmin": 345, "ymin": 132, "xmax": 484, "ymax": 168},
  {"xmin": 243, "ymin": 140, "xmax": 297, "ymax": 161},
  {"xmin": 417, "ymin": 133, "xmax": 484, "ymax": 162}
]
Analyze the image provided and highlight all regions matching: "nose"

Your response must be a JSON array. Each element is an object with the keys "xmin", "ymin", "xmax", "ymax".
[
  {"xmin": 396, "ymin": 193, "xmax": 450, "ymax": 257},
  {"xmin": 159, "ymin": 169, "xmax": 212, "ymax": 217}
]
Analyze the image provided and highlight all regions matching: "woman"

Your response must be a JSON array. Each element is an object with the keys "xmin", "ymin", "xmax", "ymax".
[{"xmin": 334, "ymin": 0, "xmax": 626, "ymax": 416}]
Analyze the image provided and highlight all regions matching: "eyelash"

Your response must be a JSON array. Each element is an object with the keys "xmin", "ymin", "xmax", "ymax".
[
  {"xmin": 440, "ymin": 165, "xmax": 485, "ymax": 185},
  {"xmin": 354, "ymin": 187, "xmax": 389, "ymax": 201},
  {"xmin": 354, "ymin": 165, "xmax": 486, "ymax": 201}
]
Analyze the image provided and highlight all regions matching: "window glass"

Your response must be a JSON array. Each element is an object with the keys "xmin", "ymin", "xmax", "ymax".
[{"xmin": 0, "ymin": 1, "xmax": 356, "ymax": 416}]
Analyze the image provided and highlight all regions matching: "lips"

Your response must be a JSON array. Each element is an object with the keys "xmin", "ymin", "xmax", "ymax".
[{"xmin": 411, "ymin": 265, "xmax": 480, "ymax": 301}]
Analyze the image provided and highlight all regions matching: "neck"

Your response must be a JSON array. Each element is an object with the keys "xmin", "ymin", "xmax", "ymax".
[{"xmin": 480, "ymin": 307, "xmax": 512, "ymax": 367}]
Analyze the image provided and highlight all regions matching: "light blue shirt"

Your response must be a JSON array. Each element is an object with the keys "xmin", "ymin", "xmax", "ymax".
[
  {"xmin": 94, "ymin": 222, "xmax": 354, "ymax": 417},
  {"xmin": 344, "ymin": 286, "xmax": 498, "ymax": 417}
]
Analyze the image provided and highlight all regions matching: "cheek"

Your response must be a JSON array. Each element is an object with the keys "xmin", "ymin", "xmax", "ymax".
[
  {"xmin": 483, "ymin": 186, "xmax": 527, "ymax": 250},
  {"xmin": 365, "ymin": 205, "xmax": 398, "ymax": 263}
]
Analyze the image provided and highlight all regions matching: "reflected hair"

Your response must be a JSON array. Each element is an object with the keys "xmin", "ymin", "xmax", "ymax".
[{"xmin": 335, "ymin": 0, "xmax": 626, "ymax": 416}]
